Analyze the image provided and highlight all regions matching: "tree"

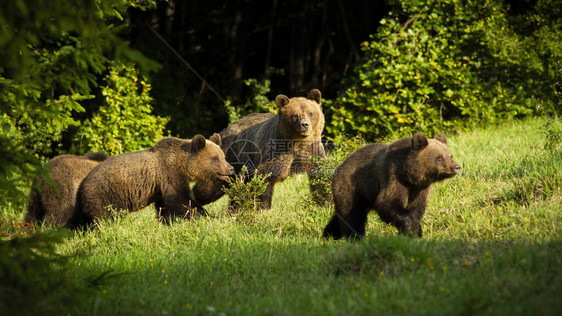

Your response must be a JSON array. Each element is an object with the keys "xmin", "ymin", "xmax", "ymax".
[
  {"xmin": 0, "ymin": 0, "xmax": 158, "ymax": 205},
  {"xmin": 125, "ymin": 0, "xmax": 389, "ymax": 137},
  {"xmin": 326, "ymin": 0, "xmax": 561, "ymax": 141}
]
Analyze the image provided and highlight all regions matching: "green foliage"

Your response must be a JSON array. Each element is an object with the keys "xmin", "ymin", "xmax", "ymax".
[
  {"xmin": 308, "ymin": 136, "xmax": 367, "ymax": 206},
  {"xmin": 542, "ymin": 117, "xmax": 562, "ymax": 152},
  {"xmin": 328, "ymin": 0, "xmax": 561, "ymax": 141},
  {"xmin": 308, "ymin": 156, "xmax": 338, "ymax": 207},
  {"xmin": 0, "ymin": 0, "xmax": 158, "ymax": 206},
  {"xmin": 225, "ymin": 78, "xmax": 278, "ymax": 123},
  {"xmin": 0, "ymin": 231, "xmax": 85, "ymax": 315},
  {"xmin": 222, "ymin": 166, "xmax": 269, "ymax": 223},
  {"xmin": 243, "ymin": 78, "xmax": 278, "ymax": 114},
  {"xmin": 74, "ymin": 64, "xmax": 169, "ymax": 155}
]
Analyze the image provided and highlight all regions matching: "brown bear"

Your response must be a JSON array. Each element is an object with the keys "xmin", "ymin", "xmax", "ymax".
[
  {"xmin": 65, "ymin": 134, "xmax": 233, "ymax": 229},
  {"xmin": 25, "ymin": 152, "xmax": 107, "ymax": 226},
  {"xmin": 193, "ymin": 89, "xmax": 326, "ymax": 209},
  {"xmin": 323, "ymin": 132, "xmax": 460, "ymax": 239}
]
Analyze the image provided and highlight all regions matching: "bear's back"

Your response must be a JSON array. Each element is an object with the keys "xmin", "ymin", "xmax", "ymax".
[
  {"xmin": 81, "ymin": 150, "xmax": 157, "ymax": 196},
  {"xmin": 75, "ymin": 149, "xmax": 159, "ymax": 220},
  {"xmin": 27, "ymin": 155, "xmax": 101, "ymax": 225},
  {"xmin": 333, "ymin": 144, "xmax": 388, "ymax": 200},
  {"xmin": 221, "ymin": 113, "xmax": 276, "ymax": 150}
]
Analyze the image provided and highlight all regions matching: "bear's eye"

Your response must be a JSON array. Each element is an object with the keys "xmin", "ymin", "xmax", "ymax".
[
  {"xmin": 212, "ymin": 157, "xmax": 220, "ymax": 163},
  {"xmin": 437, "ymin": 155, "xmax": 444, "ymax": 162},
  {"xmin": 291, "ymin": 114, "xmax": 298, "ymax": 120},
  {"xmin": 309, "ymin": 112, "xmax": 314, "ymax": 117}
]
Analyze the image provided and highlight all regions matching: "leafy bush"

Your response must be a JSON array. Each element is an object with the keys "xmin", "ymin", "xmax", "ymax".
[
  {"xmin": 0, "ymin": 0, "xmax": 158, "ymax": 206},
  {"xmin": 225, "ymin": 77, "xmax": 277, "ymax": 123},
  {"xmin": 74, "ymin": 64, "xmax": 169, "ymax": 155},
  {"xmin": 327, "ymin": 0, "xmax": 561, "ymax": 141},
  {"xmin": 543, "ymin": 118, "xmax": 562, "ymax": 152},
  {"xmin": 222, "ymin": 166, "xmax": 269, "ymax": 224},
  {"xmin": 308, "ymin": 136, "xmax": 367, "ymax": 206}
]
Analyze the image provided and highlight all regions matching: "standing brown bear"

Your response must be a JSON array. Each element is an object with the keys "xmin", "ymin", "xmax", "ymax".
[
  {"xmin": 25, "ymin": 152, "xmax": 107, "ymax": 226},
  {"xmin": 323, "ymin": 132, "xmax": 460, "ymax": 239},
  {"xmin": 193, "ymin": 89, "xmax": 326, "ymax": 209},
  {"xmin": 66, "ymin": 134, "xmax": 233, "ymax": 229}
]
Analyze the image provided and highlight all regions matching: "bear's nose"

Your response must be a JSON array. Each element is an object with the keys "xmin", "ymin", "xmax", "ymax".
[
  {"xmin": 301, "ymin": 122, "xmax": 309, "ymax": 129},
  {"xmin": 453, "ymin": 164, "xmax": 461, "ymax": 173}
]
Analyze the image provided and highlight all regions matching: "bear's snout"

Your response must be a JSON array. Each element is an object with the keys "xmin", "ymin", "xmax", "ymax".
[
  {"xmin": 216, "ymin": 163, "xmax": 235, "ymax": 181},
  {"xmin": 452, "ymin": 164, "xmax": 461, "ymax": 174},
  {"xmin": 296, "ymin": 119, "xmax": 311, "ymax": 136},
  {"xmin": 227, "ymin": 164, "xmax": 235, "ymax": 175}
]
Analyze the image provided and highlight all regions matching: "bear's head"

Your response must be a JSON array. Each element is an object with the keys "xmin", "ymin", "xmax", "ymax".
[
  {"xmin": 185, "ymin": 134, "xmax": 234, "ymax": 182},
  {"xmin": 401, "ymin": 132, "xmax": 461, "ymax": 187},
  {"xmin": 276, "ymin": 89, "xmax": 324, "ymax": 138}
]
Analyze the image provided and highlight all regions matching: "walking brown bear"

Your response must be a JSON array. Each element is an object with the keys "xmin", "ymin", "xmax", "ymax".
[
  {"xmin": 25, "ymin": 152, "xmax": 107, "ymax": 226},
  {"xmin": 66, "ymin": 134, "xmax": 233, "ymax": 229},
  {"xmin": 193, "ymin": 89, "xmax": 326, "ymax": 209},
  {"xmin": 323, "ymin": 132, "xmax": 460, "ymax": 239}
]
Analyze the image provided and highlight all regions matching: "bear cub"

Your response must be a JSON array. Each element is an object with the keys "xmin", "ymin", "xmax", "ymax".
[
  {"xmin": 194, "ymin": 89, "xmax": 326, "ymax": 209},
  {"xmin": 66, "ymin": 134, "xmax": 233, "ymax": 229},
  {"xmin": 25, "ymin": 152, "xmax": 108, "ymax": 226},
  {"xmin": 323, "ymin": 132, "xmax": 460, "ymax": 239}
]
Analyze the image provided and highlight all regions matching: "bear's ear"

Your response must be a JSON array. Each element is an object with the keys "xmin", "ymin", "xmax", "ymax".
[
  {"xmin": 209, "ymin": 133, "xmax": 222, "ymax": 146},
  {"xmin": 435, "ymin": 132, "xmax": 447, "ymax": 144},
  {"xmin": 412, "ymin": 132, "xmax": 429, "ymax": 150},
  {"xmin": 276, "ymin": 94, "xmax": 290, "ymax": 109},
  {"xmin": 307, "ymin": 89, "xmax": 322, "ymax": 104},
  {"xmin": 190, "ymin": 134, "xmax": 206, "ymax": 153}
]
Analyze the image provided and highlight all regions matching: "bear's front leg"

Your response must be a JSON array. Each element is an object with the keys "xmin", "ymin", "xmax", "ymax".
[
  {"xmin": 375, "ymin": 184, "xmax": 424, "ymax": 238},
  {"xmin": 193, "ymin": 178, "xmax": 227, "ymax": 205},
  {"xmin": 397, "ymin": 221, "xmax": 422, "ymax": 238},
  {"xmin": 158, "ymin": 192, "xmax": 206, "ymax": 224},
  {"xmin": 256, "ymin": 160, "xmax": 291, "ymax": 210},
  {"xmin": 376, "ymin": 202, "xmax": 423, "ymax": 238},
  {"xmin": 259, "ymin": 176, "xmax": 279, "ymax": 209}
]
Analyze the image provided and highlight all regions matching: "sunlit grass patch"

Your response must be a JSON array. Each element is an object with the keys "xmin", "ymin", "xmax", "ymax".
[{"xmin": 1, "ymin": 117, "xmax": 561, "ymax": 315}]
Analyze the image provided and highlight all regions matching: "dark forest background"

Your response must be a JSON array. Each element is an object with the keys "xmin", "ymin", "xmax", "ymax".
[{"xmin": 125, "ymin": 0, "xmax": 390, "ymax": 137}]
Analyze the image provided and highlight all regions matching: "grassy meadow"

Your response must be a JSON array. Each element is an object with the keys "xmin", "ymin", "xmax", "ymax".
[{"xmin": 1, "ymin": 117, "xmax": 561, "ymax": 315}]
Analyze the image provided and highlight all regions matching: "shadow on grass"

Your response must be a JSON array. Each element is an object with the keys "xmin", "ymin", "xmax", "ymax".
[{"xmin": 66, "ymin": 233, "xmax": 562, "ymax": 315}]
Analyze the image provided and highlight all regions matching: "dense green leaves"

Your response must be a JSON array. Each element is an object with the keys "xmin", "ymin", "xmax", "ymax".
[
  {"xmin": 327, "ymin": 0, "xmax": 561, "ymax": 141},
  {"xmin": 0, "ymin": 0, "xmax": 159, "ymax": 205},
  {"xmin": 74, "ymin": 64, "xmax": 168, "ymax": 155}
]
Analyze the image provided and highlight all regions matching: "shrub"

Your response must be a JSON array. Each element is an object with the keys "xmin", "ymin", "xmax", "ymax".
[
  {"xmin": 327, "ymin": 0, "xmax": 561, "ymax": 141},
  {"xmin": 308, "ymin": 136, "xmax": 367, "ymax": 206},
  {"xmin": 73, "ymin": 64, "xmax": 169, "ymax": 155},
  {"xmin": 225, "ymin": 77, "xmax": 277, "ymax": 124},
  {"xmin": 0, "ymin": 1, "xmax": 159, "ymax": 206},
  {"xmin": 222, "ymin": 166, "xmax": 269, "ymax": 224}
]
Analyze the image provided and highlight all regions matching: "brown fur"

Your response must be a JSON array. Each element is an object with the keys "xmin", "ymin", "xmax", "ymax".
[
  {"xmin": 193, "ymin": 89, "xmax": 326, "ymax": 209},
  {"xmin": 66, "ymin": 134, "xmax": 233, "ymax": 229},
  {"xmin": 25, "ymin": 152, "xmax": 108, "ymax": 226},
  {"xmin": 323, "ymin": 132, "xmax": 460, "ymax": 239}
]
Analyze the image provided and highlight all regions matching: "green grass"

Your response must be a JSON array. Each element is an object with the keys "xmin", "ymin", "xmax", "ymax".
[{"xmin": 1, "ymin": 117, "xmax": 561, "ymax": 315}]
